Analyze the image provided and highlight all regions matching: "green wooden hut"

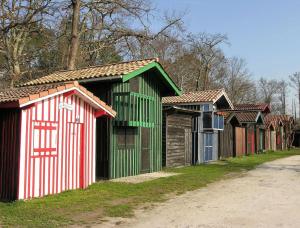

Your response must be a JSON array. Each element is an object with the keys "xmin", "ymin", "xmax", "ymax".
[{"xmin": 23, "ymin": 59, "xmax": 181, "ymax": 179}]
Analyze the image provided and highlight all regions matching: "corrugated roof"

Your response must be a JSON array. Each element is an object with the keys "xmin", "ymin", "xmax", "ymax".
[
  {"xmin": 22, "ymin": 58, "xmax": 157, "ymax": 86},
  {"xmin": 162, "ymin": 89, "xmax": 233, "ymax": 109},
  {"xmin": 0, "ymin": 82, "xmax": 116, "ymax": 117}
]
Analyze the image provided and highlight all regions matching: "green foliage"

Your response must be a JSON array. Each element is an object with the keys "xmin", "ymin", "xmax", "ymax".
[{"xmin": 0, "ymin": 149, "xmax": 299, "ymax": 227}]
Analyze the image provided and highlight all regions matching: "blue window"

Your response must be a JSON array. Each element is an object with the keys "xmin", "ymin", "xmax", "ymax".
[
  {"xmin": 204, "ymin": 133, "xmax": 213, "ymax": 161},
  {"xmin": 214, "ymin": 114, "xmax": 219, "ymax": 128},
  {"xmin": 219, "ymin": 115, "xmax": 224, "ymax": 129},
  {"xmin": 203, "ymin": 104, "xmax": 210, "ymax": 111},
  {"xmin": 203, "ymin": 112, "xmax": 212, "ymax": 128}
]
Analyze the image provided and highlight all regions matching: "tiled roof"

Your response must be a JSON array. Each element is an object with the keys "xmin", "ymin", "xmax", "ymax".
[
  {"xmin": 22, "ymin": 58, "xmax": 157, "ymax": 86},
  {"xmin": 235, "ymin": 111, "xmax": 262, "ymax": 123},
  {"xmin": 233, "ymin": 103, "xmax": 270, "ymax": 112},
  {"xmin": 162, "ymin": 89, "xmax": 234, "ymax": 109},
  {"xmin": 0, "ymin": 82, "xmax": 116, "ymax": 117},
  {"xmin": 264, "ymin": 114, "xmax": 294, "ymax": 126}
]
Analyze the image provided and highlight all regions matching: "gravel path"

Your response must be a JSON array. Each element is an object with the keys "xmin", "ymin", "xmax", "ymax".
[{"xmin": 100, "ymin": 155, "xmax": 300, "ymax": 228}]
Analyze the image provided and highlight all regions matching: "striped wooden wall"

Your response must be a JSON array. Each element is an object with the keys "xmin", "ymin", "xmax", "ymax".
[
  {"xmin": 0, "ymin": 109, "xmax": 21, "ymax": 201},
  {"xmin": 18, "ymin": 94, "xmax": 96, "ymax": 200}
]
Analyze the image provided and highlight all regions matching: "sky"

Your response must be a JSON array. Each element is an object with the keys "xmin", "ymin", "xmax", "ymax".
[
  {"xmin": 152, "ymin": 0, "xmax": 300, "ymax": 112},
  {"xmin": 153, "ymin": 0, "xmax": 300, "ymax": 79}
]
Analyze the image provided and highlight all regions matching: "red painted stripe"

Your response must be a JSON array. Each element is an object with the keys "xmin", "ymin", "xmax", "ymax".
[
  {"xmin": 91, "ymin": 109, "xmax": 94, "ymax": 183},
  {"xmin": 53, "ymin": 96, "xmax": 57, "ymax": 194},
  {"xmin": 87, "ymin": 106, "xmax": 90, "ymax": 185},
  {"xmin": 56, "ymin": 95, "xmax": 61, "ymax": 194},
  {"xmin": 64, "ymin": 97, "xmax": 70, "ymax": 190},
  {"xmin": 24, "ymin": 109, "xmax": 29, "ymax": 199},
  {"xmin": 29, "ymin": 106, "xmax": 35, "ymax": 199},
  {"xmin": 33, "ymin": 125, "xmax": 57, "ymax": 130},
  {"xmin": 60, "ymin": 95, "xmax": 65, "ymax": 192},
  {"xmin": 33, "ymin": 148, "xmax": 56, "ymax": 152}
]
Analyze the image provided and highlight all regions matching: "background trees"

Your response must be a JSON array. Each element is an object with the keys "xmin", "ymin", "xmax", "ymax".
[{"xmin": 0, "ymin": 0, "xmax": 297, "ymax": 117}]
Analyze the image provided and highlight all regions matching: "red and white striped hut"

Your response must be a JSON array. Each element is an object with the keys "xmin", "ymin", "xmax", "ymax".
[{"xmin": 0, "ymin": 81, "xmax": 116, "ymax": 201}]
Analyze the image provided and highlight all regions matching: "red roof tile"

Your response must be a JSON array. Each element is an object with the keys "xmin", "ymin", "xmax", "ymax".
[
  {"xmin": 162, "ymin": 89, "xmax": 234, "ymax": 109},
  {"xmin": 233, "ymin": 103, "xmax": 271, "ymax": 113}
]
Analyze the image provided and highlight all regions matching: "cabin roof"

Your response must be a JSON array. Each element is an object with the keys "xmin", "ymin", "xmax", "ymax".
[
  {"xmin": 264, "ymin": 114, "xmax": 294, "ymax": 126},
  {"xmin": 0, "ymin": 81, "xmax": 116, "ymax": 117},
  {"xmin": 234, "ymin": 111, "xmax": 264, "ymax": 124},
  {"xmin": 233, "ymin": 103, "xmax": 271, "ymax": 113},
  {"xmin": 20, "ymin": 58, "xmax": 181, "ymax": 95},
  {"xmin": 162, "ymin": 89, "xmax": 234, "ymax": 109}
]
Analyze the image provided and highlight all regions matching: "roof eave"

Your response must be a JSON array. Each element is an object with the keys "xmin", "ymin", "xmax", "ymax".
[{"xmin": 122, "ymin": 62, "xmax": 182, "ymax": 96}]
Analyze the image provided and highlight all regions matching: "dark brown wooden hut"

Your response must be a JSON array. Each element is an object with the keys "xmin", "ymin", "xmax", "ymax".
[{"xmin": 162, "ymin": 106, "xmax": 199, "ymax": 167}]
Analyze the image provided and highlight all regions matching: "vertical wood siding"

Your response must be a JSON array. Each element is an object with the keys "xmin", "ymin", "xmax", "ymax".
[
  {"xmin": 219, "ymin": 123, "xmax": 234, "ymax": 158},
  {"xmin": 18, "ymin": 94, "xmax": 96, "ymax": 200},
  {"xmin": 247, "ymin": 126, "xmax": 255, "ymax": 155},
  {"xmin": 109, "ymin": 71, "xmax": 162, "ymax": 178},
  {"xmin": 0, "ymin": 109, "xmax": 21, "ymax": 201},
  {"xmin": 235, "ymin": 127, "xmax": 246, "ymax": 156},
  {"xmin": 164, "ymin": 113, "xmax": 193, "ymax": 167}
]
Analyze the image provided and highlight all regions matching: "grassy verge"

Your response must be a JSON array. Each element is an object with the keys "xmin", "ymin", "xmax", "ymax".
[{"xmin": 1, "ymin": 149, "xmax": 300, "ymax": 227}]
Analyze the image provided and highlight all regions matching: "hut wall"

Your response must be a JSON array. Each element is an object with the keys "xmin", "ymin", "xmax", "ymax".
[
  {"xmin": 18, "ymin": 94, "xmax": 96, "ymax": 200},
  {"xmin": 109, "ymin": 71, "xmax": 163, "ymax": 178},
  {"xmin": 247, "ymin": 125, "xmax": 255, "ymax": 155},
  {"xmin": 219, "ymin": 123, "xmax": 234, "ymax": 158},
  {"xmin": 271, "ymin": 131, "xmax": 276, "ymax": 151},
  {"xmin": 235, "ymin": 127, "xmax": 246, "ymax": 156},
  {"xmin": 164, "ymin": 113, "xmax": 193, "ymax": 167},
  {"xmin": 0, "ymin": 109, "xmax": 21, "ymax": 201}
]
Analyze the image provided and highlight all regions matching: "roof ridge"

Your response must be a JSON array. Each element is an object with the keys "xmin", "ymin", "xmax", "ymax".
[
  {"xmin": 44, "ymin": 58, "xmax": 158, "ymax": 74},
  {"xmin": 183, "ymin": 88, "xmax": 224, "ymax": 95}
]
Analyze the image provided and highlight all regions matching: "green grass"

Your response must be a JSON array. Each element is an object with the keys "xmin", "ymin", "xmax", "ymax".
[{"xmin": 1, "ymin": 149, "xmax": 300, "ymax": 227}]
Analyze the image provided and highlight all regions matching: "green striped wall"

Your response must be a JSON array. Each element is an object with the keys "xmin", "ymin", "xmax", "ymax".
[{"xmin": 109, "ymin": 71, "xmax": 163, "ymax": 178}]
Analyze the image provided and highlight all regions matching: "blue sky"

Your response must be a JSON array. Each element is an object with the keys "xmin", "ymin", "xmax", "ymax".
[
  {"xmin": 152, "ymin": 0, "xmax": 300, "ymax": 79},
  {"xmin": 152, "ymin": 0, "xmax": 300, "ymax": 111}
]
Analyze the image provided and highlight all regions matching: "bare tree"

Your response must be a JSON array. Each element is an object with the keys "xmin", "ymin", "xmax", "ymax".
[
  {"xmin": 219, "ymin": 57, "xmax": 256, "ymax": 104},
  {"xmin": 186, "ymin": 33, "xmax": 228, "ymax": 90},
  {"xmin": 257, "ymin": 77, "xmax": 280, "ymax": 105},
  {"xmin": 0, "ymin": 0, "xmax": 52, "ymax": 86},
  {"xmin": 289, "ymin": 72, "xmax": 300, "ymax": 118},
  {"xmin": 278, "ymin": 80, "xmax": 289, "ymax": 114},
  {"xmin": 64, "ymin": 0, "xmax": 182, "ymax": 70}
]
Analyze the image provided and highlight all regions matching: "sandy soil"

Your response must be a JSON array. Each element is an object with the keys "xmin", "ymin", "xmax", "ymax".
[
  {"xmin": 111, "ymin": 171, "xmax": 179, "ymax": 184},
  {"xmin": 99, "ymin": 155, "xmax": 300, "ymax": 228}
]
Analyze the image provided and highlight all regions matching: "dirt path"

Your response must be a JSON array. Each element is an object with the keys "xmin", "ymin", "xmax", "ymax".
[{"xmin": 100, "ymin": 155, "xmax": 300, "ymax": 228}]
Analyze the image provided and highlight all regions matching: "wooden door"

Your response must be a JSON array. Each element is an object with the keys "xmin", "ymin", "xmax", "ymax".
[
  {"xmin": 66, "ymin": 123, "xmax": 84, "ymax": 189},
  {"xmin": 235, "ymin": 127, "xmax": 246, "ymax": 156},
  {"xmin": 184, "ymin": 129, "xmax": 192, "ymax": 165},
  {"xmin": 141, "ymin": 128, "xmax": 150, "ymax": 173}
]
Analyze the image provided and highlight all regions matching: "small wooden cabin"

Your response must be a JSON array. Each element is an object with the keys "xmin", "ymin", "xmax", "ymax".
[
  {"xmin": 232, "ymin": 103, "xmax": 270, "ymax": 152},
  {"xmin": 235, "ymin": 111, "xmax": 264, "ymax": 155},
  {"xmin": 219, "ymin": 111, "xmax": 264, "ymax": 157},
  {"xmin": 163, "ymin": 89, "xmax": 234, "ymax": 164},
  {"xmin": 264, "ymin": 114, "xmax": 295, "ymax": 151},
  {"xmin": 162, "ymin": 106, "xmax": 199, "ymax": 167},
  {"xmin": 0, "ymin": 82, "xmax": 116, "ymax": 201},
  {"xmin": 23, "ymin": 59, "xmax": 180, "ymax": 179},
  {"xmin": 218, "ymin": 112, "xmax": 241, "ymax": 158}
]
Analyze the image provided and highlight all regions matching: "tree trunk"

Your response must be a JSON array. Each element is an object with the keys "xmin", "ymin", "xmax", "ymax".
[{"xmin": 67, "ymin": 0, "xmax": 81, "ymax": 70}]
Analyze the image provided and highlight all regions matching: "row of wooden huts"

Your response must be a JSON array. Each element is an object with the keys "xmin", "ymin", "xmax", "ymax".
[{"xmin": 0, "ymin": 58, "xmax": 295, "ymax": 201}]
